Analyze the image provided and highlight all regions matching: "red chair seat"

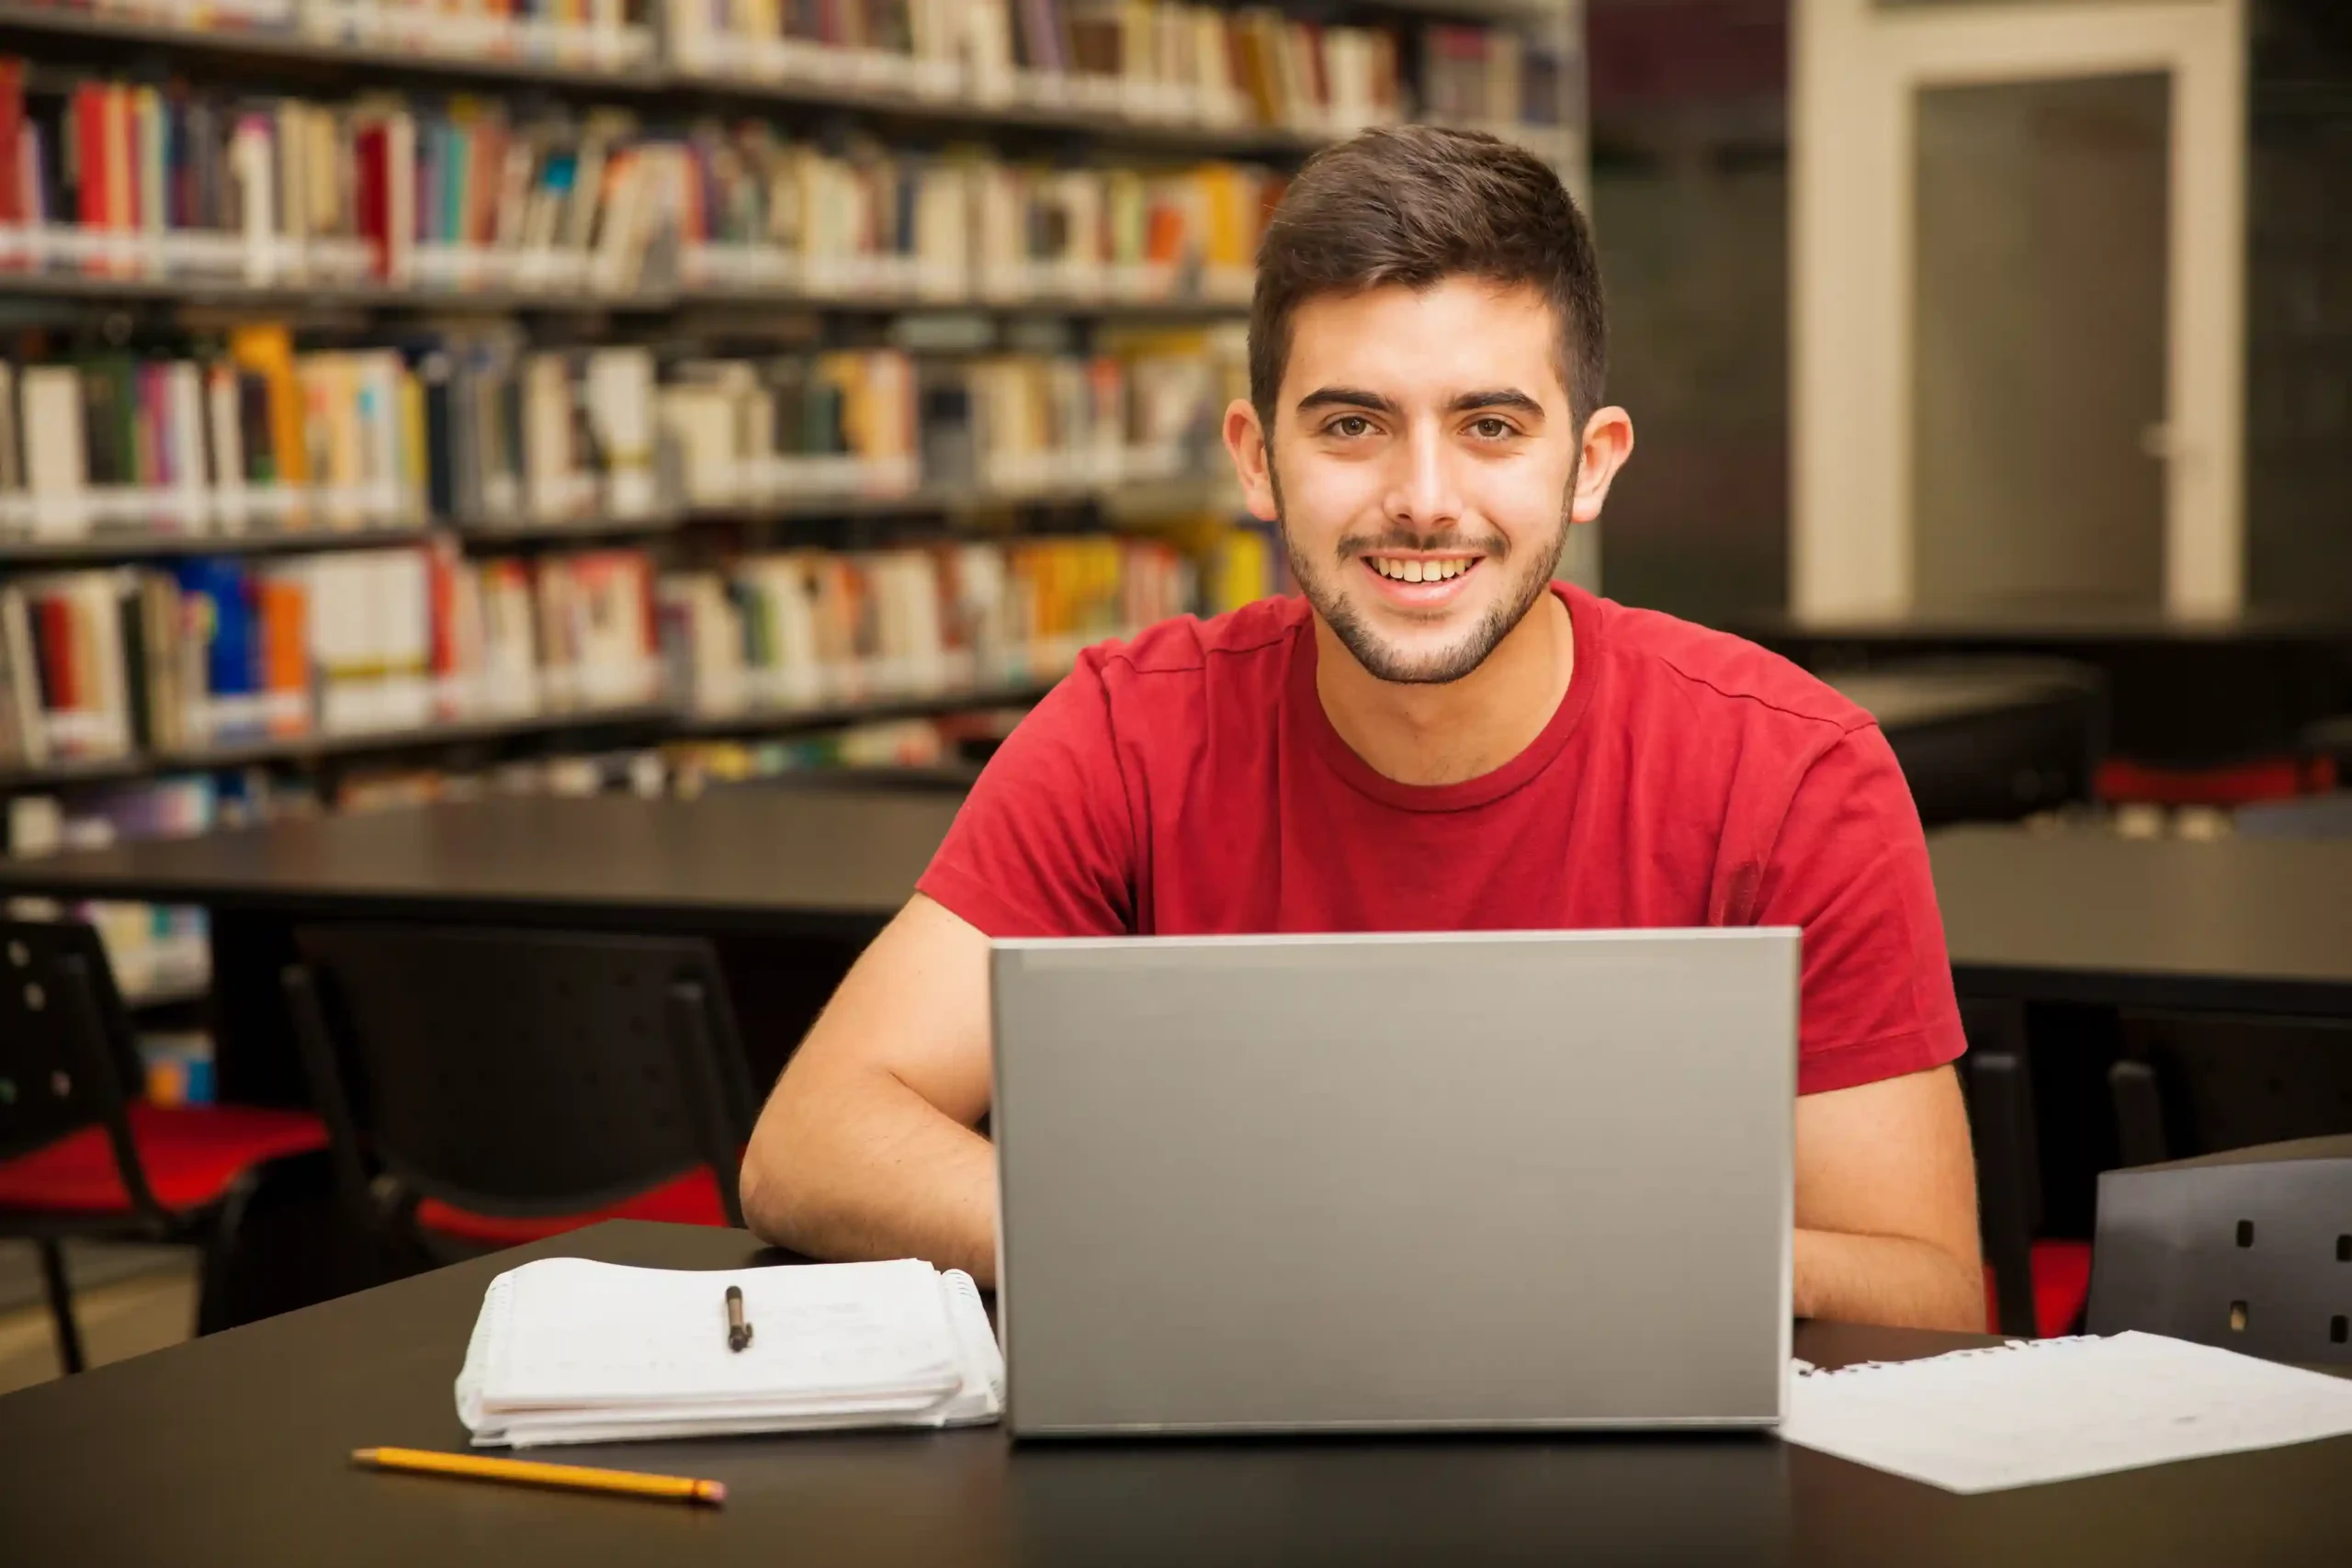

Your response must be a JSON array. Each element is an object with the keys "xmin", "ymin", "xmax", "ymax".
[
  {"xmin": 0, "ymin": 1104, "xmax": 326, "ymax": 1216},
  {"xmin": 414, "ymin": 1168, "xmax": 729, "ymax": 1247},
  {"xmin": 1984, "ymin": 1240, "xmax": 2096, "ymax": 1337}
]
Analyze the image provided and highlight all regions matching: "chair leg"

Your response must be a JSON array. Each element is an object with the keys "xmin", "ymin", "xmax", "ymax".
[{"xmin": 35, "ymin": 1238, "xmax": 86, "ymax": 1375}]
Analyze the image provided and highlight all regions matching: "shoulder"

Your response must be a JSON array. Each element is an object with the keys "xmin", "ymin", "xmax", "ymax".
[
  {"xmin": 1585, "ymin": 590, "xmax": 1874, "ymax": 750},
  {"xmin": 1077, "ymin": 595, "xmax": 1309, "ymax": 692}
]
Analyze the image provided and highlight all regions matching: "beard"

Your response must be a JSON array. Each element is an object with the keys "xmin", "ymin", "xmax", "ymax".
[{"xmin": 1273, "ymin": 454, "xmax": 1578, "ymax": 686}]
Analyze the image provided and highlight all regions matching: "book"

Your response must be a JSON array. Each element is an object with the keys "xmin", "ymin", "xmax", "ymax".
[
  {"xmin": 455, "ymin": 1257, "xmax": 1003, "ymax": 1448},
  {"xmin": 659, "ymin": 533, "xmax": 1195, "ymax": 716}
]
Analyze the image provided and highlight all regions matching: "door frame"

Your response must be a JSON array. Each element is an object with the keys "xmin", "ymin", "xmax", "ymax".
[{"xmin": 1792, "ymin": 0, "xmax": 2246, "ymax": 619}]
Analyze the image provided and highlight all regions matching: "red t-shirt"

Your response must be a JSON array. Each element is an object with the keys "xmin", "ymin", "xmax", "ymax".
[{"xmin": 918, "ymin": 582, "xmax": 1966, "ymax": 1096}]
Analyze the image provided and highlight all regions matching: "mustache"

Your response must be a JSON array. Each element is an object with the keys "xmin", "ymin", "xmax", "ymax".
[{"xmin": 1336, "ymin": 527, "xmax": 1509, "ymax": 560}]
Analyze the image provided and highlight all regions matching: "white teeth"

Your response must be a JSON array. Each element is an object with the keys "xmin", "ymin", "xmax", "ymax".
[{"xmin": 1371, "ymin": 558, "xmax": 1470, "ymax": 582}]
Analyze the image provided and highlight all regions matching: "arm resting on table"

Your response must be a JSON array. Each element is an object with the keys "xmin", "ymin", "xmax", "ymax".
[
  {"xmin": 740, "ymin": 894, "xmax": 1001, "ymax": 1284},
  {"xmin": 1792, "ymin": 1064, "xmax": 1986, "ymax": 1332}
]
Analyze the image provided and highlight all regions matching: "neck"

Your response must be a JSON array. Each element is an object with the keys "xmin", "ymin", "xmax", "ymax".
[{"xmin": 1314, "ymin": 587, "xmax": 1577, "ymax": 786}]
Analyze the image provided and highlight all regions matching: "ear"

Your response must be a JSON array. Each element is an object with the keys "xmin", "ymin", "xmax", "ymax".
[
  {"xmin": 1569, "ymin": 406, "xmax": 1635, "ymax": 525},
  {"xmin": 1223, "ymin": 399, "xmax": 1280, "ymax": 523}
]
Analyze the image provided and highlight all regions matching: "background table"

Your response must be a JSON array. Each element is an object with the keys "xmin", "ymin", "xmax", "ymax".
[
  {"xmin": 3, "ymin": 1219, "xmax": 2347, "ymax": 1568},
  {"xmin": 1746, "ymin": 604, "xmax": 2352, "ymax": 770},
  {"xmin": 1821, "ymin": 661, "xmax": 2103, "ymax": 827},
  {"xmin": 0, "ymin": 789, "xmax": 970, "ymax": 1101},
  {"xmin": 1930, "ymin": 826, "xmax": 2352, "ymax": 1020},
  {"xmin": 0, "ymin": 788, "xmax": 964, "ymax": 933}
]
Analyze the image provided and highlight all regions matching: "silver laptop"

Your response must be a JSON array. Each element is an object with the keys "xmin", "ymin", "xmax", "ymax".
[{"xmin": 990, "ymin": 929, "xmax": 1798, "ymax": 1437}]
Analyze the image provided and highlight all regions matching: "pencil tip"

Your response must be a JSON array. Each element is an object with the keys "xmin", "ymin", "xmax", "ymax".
[
  {"xmin": 350, "ymin": 1449, "xmax": 379, "ymax": 1463},
  {"xmin": 698, "ymin": 1481, "xmax": 728, "ymax": 1505}
]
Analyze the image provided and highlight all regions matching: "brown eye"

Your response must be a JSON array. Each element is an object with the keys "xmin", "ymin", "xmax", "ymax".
[
  {"xmin": 1328, "ymin": 416, "xmax": 1373, "ymax": 438},
  {"xmin": 1470, "ymin": 417, "xmax": 1513, "ymax": 439}
]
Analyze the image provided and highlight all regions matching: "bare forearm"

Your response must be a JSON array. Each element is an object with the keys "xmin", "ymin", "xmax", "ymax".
[
  {"xmin": 741, "ymin": 1068, "xmax": 1000, "ymax": 1284},
  {"xmin": 1792, "ymin": 1227, "xmax": 1984, "ymax": 1332}
]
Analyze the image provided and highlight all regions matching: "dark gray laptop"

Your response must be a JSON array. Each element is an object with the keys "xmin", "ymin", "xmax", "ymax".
[{"xmin": 990, "ymin": 929, "xmax": 1799, "ymax": 1437}]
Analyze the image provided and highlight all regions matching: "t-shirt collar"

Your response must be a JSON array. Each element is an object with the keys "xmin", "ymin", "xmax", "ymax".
[{"xmin": 1289, "ymin": 581, "xmax": 1603, "ymax": 813}]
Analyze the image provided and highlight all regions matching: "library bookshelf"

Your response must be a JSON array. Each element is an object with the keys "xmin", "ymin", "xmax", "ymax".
[{"xmin": 0, "ymin": 0, "xmax": 1586, "ymax": 1020}]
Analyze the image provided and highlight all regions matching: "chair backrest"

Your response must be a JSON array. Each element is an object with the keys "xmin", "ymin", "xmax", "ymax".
[
  {"xmin": 1960, "ymin": 998, "xmax": 2043, "ymax": 1337},
  {"xmin": 0, "ymin": 918, "xmax": 164, "ymax": 1217},
  {"xmin": 2111, "ymin": 1014, "xmax": 2352, "ymax": 1168},
  {"xmin": 283, "ymin": 925, "xmax": 756, "ymax": 1226},
  {"xmin": 2087, "ymin": 1134, "xmax": 2352, "ymax": 1364}
]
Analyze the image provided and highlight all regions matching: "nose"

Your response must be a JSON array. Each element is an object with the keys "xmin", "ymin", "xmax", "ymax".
[{"xmin": 1383, "ymin": 418, "xmax": 1461, "ymax": 536}]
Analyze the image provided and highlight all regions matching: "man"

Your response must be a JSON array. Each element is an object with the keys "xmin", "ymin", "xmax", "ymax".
[{"xmin": 742, "ymin": 127, "xmax": 1985, "ymax": 1332}]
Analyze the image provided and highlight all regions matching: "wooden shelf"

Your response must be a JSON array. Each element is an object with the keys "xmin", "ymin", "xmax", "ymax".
[
  {"xmin": 0, "ymin": 514, "xmax": 689, "ymax": 565},
  {"xmin": 0, "ymin": 522, "xmax": 435, "ymax": 564},
  {"xmin": 0, "ymin": 4, "xmax": 1334, "ymax": 156},
  {"xmin": 669, "ymin": 682, "xmax": 1061, "ymax": 739},
  {"xmin": 0, "ymin": 4, "xmax": 663, "ymax": 88},
  {"xmin": 0, "ymin": 682, "xmax": 1077, "ymax": 793},
  {"xmin": 0, "ymin": 268, "xmax": 1259, "ymax": 321},
  {"xmin": 0, "ymin": 481, "xmax": 1234, "ymax": 567},
  {"xmin": 121, "ymin": 972, "xmax": 210, "ymax": 1010},
  {"xmin": 685, "ymin": 476, "xmax": 1239, "ymax": 524},
  {"xmin": 146, "ymin": 703, "xmax": 676, "ymax": 772}
]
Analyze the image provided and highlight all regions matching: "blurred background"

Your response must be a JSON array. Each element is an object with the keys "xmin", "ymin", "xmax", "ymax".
[{"xmin": 0, "ymin": 0, "xmax": 2346, "ymax": 1386}]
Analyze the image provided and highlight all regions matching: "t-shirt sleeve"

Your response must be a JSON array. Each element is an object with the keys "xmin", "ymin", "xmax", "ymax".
[
  {"xmin": 914, "ymin": 656, "xmax": 1136, "ymax": 938},
  {"xmin": 1754, "ymin": 724, "xmax": 1969, "ymax": 1096}
]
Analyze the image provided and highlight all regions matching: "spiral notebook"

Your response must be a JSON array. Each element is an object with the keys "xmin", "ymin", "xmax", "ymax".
[
  {"xmin": 455, "ymin": 1258, "xmax": 1003, "ymax": 1449},
  {"xmin": 1783, "ymin": 1331, "xmax": 2352, "ymax": 1494}
]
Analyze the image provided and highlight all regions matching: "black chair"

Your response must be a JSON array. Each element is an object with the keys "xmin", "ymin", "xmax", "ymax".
[
  {"xmin": 2108, "ymin": 1013, "xmax": 2352, "ymax": 1171},
  {"xmin": 0, "ymin": 919, "xmax": 325, "ymax": 1371},
  {"xmin": 282, "ymin": 925, "xmax": 757, "ymax": 1262},
  {"xmin": 2086, "ymin": 1134, "xmax": 2352, "ymax": 1364},
  {"xmin": 1962, "ymin": 998, "xmax": 2093, "ymax": 1337}
]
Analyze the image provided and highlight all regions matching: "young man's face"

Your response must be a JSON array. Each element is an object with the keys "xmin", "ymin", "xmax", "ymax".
[{"xmin": 1234, "ymin": 278, "xmax": 1588, "ymax": 684}]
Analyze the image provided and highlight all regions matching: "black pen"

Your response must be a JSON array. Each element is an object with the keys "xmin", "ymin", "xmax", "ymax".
[{"xmin": 725, "ymin": 1284, "xmax": 752, "ymax": 1352}]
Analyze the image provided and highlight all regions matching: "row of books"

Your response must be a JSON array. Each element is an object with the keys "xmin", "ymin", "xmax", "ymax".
[
  {"xmin": 659, "ymin": 535, "xmax": 1194, "ymax": 716},
  {"xmin": 8, "ymin": 2, "xmax": 1567, "ymax": 141},
  {"xmin": 15, "ymin": 0, "xmax": 655, "ymax": 72},
  {"xmin": 0, "ymin": 545, "xmax": 662, "ymax": 767},
  {"xmin": 665, "ymin": 0, "xmax": 1425, "ymax": 139},
  {"xmin": 0, "ymin": 326, "xmax": 431, "ymax": 538},
  {"xmin": 659, "ymin": 333, "xmax": 1242, "ymax": 509},
  {"xmin": 678, "ymin": 129, "xmax": 1274, "ymax": 304},
  {"xmin": 0, "ymin": 330, "xmax": 1246, "ymax": 537},
  {"xmin": 0, "ymin": 64, "xmax": 1288, "ymax": 301},
  {"xmin": 0, "ymin": 512, "xmax": 1290, "ymax": 769},
  {"xmin": 662, "ymin": 536, "xmax": 1204, "ymax": 715}
]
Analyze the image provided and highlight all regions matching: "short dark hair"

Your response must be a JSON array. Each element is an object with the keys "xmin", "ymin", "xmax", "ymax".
[{"xmin": 1249, "ymin": 125, "xmax": 1607, "ymax": 429}]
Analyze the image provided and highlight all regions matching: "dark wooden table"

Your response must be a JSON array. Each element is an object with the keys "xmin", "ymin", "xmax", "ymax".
[
  {"xmin": 0, "ymin": 788, "xmax": 966, "ymax": 934},
  {"xmin": 1930, "ymin": 825, "xmax": 2352, "ymax": 1020},
  {"xmin": 3, "ymin": 1220, "xmax": 2346, "ymax": 1568},
  {"xmin": 1821, "ymin": 661, "xmax": 2102, "ymax": 826},
  {"xmin": 0, "ymin": 789, "xmax": 972, "ymax": 1101},
  {"xmin": 1745, "ymin": 603, "xmax": 2352, "ymax": 770}
]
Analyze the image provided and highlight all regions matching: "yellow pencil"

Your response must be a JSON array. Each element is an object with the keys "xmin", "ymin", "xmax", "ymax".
[{"xmin": 352, "ymin": 1447, "xmax": 727, "ymax": 1506}]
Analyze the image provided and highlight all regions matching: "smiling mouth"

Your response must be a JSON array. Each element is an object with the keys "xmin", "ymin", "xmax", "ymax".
[
  {"xmin": 1357, "ymin": 555, "xmax": 1484, "ymax": 604},
  {"xmin": 1364, "ymin": 554, "xmax": 1478, "ymax": 584}
]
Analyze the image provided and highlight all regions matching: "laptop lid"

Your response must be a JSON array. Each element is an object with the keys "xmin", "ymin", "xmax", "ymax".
[{"xmin": 991, "ymin": 928, "xmax": 1798, "ymax": 1437}]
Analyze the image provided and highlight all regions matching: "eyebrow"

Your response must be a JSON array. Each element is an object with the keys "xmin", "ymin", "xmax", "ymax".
[
  {"xmin": 1448, "ymin": 389, "xmax": 1544, "ymax": 419},
  {"xmin": 1295, "ymin": 387, "xmax": 1398, "ymax": 416},
  {"xmin": 1292, "ymin": 387, "xmax": 1546, "ymax": 420}
]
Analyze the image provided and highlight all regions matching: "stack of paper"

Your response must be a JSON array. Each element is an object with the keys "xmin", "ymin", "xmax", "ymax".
[
  {"xmin": 1784, "ymin": 1331, "xmax": 2352, "ymax": 1493},
  {"xmin": 456, "ymin": 1258, "xmax": 1002, "ymax": 1448}
]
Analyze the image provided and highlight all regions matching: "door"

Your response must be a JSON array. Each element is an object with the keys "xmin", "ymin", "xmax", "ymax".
[{"xmin": 1792, "ymin": 0, "xmax": 2245, "ymax": 619}]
